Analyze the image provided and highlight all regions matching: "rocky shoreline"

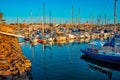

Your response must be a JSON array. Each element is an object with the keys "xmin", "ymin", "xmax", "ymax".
[{"xmin": 0, "ymin": 33, "xmax": 31, "ymax": 80}]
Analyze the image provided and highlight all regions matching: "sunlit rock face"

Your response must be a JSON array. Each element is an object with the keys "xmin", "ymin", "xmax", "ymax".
[
  {"xmin": 0, "ymin": 25, "xmax": 17, "ymax": 33},
  {"xmin": 0, "ymin": 34, "xmax": 31, "ymax": 80}
]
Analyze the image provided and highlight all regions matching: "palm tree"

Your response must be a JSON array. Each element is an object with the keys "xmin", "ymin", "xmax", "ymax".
[
  {"xmin": 0, "ymin": 12, "xmax": 3, "ymax": 23},
  {"xmin": 0, "ymin": 12, "xmax": 5, "ymax": 24}
]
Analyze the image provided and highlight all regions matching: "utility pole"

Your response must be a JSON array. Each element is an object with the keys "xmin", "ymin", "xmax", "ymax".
[{"xmin": 114, "ymin": 0, "xmax": 117, "ymax": 25}]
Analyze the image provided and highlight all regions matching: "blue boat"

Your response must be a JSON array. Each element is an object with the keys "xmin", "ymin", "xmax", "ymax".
[
  {"xmin": 81, "ymin": 49, "xmax": 120, "ymax": 63},
  {"xmin": 81, "ymin": 37, "xmax": 120, "ymax": 64}
]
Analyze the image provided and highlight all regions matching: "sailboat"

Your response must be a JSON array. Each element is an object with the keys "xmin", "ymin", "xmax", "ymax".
[
  {"xmin": 37, "ymin": 26, "xmax": 47, "ymax": 43},
  {"xmin": 81, "ymin": 37, "xmax": 120, "ymax": 64},
  {"xmin": 81, "ymin": 0, "xmax": 120, "ymax": 64}
]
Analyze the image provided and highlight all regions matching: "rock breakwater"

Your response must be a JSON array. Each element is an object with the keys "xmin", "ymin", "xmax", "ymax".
[{"xmin": 0, "ymin": 33, "xmax": 31, "ymax": 80}]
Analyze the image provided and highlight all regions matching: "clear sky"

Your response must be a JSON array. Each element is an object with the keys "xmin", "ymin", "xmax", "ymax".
[{"xmin": 0, "ymin": 0, "xmax": 120, "ymax": 24}]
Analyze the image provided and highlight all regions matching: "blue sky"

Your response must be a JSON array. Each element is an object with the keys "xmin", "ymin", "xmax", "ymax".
[{"xmin": 0, "ymin": 0, "xmax": 120, "ymax": 24}]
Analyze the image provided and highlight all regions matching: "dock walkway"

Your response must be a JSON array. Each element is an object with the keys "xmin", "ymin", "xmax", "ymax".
[{"xmin": 0, "ymin": 31, "xmax": 24, "ymax": 38}]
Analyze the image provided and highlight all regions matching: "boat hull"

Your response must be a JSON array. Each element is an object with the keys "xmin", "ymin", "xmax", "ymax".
[
  {"xmin": 81, "ymin": 55, "xmax": 120, "ymax": 71},
  {"xmin": 81, "ymin": 49, "xmax": 120, "ymax": 63}
]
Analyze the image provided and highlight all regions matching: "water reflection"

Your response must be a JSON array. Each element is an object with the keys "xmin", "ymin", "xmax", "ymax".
[
  {"xmin": 42, "ymin": 44, "xmax": 52, "ymax": 72},
  {"xmin": 30, "ymin": 44, "xmax": 35, "ymax": 60},
  {"xmin": 81, "ymin": 55, "xmax": 120, "ymax": 80},
  {"xmin": 21, "ymin": 39, "xmax": 120, "ymax": 80},
  {"xmin": 66, "ymin": 42, "xmax": 73, "ymax": 64},
  {"xmin": 29, "ymin": 40, "xmax": 83, "ymax": 65},
  {"xmin": 88, "ymin": 64, "xmax": 112, "ymax": 80},
  {"xmin": 54, "ymin": 40, "xmax": 68, "ymax": 47}
]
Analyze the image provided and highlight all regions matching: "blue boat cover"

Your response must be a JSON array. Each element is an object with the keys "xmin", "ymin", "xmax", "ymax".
[{"xmin": 103, "ymin": 37, "xmax": 115, "ymax": 47}]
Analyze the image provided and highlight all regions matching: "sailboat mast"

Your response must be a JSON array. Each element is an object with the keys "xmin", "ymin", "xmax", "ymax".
[
  {"xmin": 104, "ymin": 14, "xmax": 106, "ymax": 25},
  {"xmin": 72, "ymin": 5, "xmax": 74, "ymax": 24},
  {"xmin": 114, "ymin": 0, "xmax": 117, "ymax": 25},
  {"xmin": 30, "ymin": 12, "xmax": 33, "ymax": 25},
  {"xmin": 49, "ymin": 9, "xmax": 51, "ymax": 24},
  {"xmin": 43, "ymin": 1, "xmax": 46, "ymax": 24},
  {"xmin": 42, "ymin": 16, "xmax": 44, "ymax": 36},
  {"xmin": 42, "ymin": 2, "xmax": 45, "ymax": 36},
  {"xmin": 17, "ymin": 16, "xmax": 19, "ymax": 25},
  {"xmin": 78, "ymin": 7, "xmax": 80, "ymax": 24}
]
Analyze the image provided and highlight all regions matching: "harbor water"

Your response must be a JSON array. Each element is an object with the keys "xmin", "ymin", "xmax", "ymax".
[{"xmin": 20, "ymin": 40, "xmax": 120, "ymax": 80}]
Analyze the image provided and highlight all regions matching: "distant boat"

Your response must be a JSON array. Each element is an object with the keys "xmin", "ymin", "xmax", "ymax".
[
  {"xmin": 80, "ymin": 37, "xmax": 120, "ymax": 64},
  {"xmin": 72, "ymin": 29, "xmax": 80, "ymax": 33},
  {"xmin": 66, "ymin": 33, "xmax": 76, "ymax": 39},
  {"xmin": 24, "ymin": 37, "xmax": 30, "ymax": 41},
  {"xmin": 37, "ymin": 36, "xmax": 46, "ymax": 43}
]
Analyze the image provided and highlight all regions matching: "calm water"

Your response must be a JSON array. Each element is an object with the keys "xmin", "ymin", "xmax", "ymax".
[{"xmin": 20, "ymin": 40, "xmax": 120, "ymax": 80}]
